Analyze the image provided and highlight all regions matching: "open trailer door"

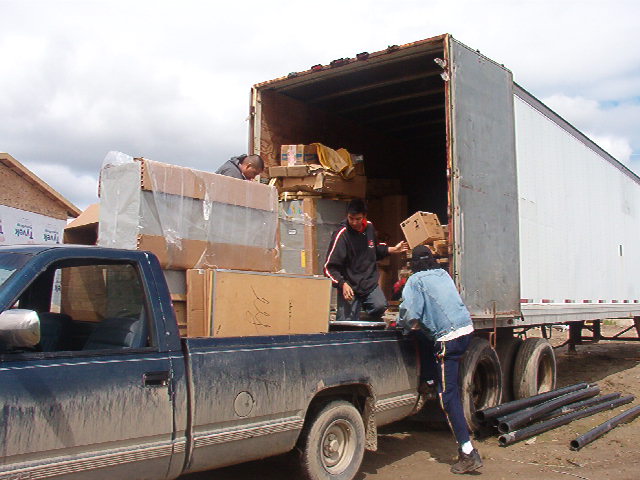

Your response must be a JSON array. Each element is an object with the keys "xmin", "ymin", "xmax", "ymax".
[{"xmin": 447, "ymin": 36, "xmax": 520, "ymax": 319}]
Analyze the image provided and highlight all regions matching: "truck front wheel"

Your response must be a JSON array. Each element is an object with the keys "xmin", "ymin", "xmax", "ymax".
[{"xmin": 299, "ymin": 400, "xmax": 365, "ymax": 480}]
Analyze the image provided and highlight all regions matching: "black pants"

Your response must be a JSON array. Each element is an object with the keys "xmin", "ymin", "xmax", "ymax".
[
  {"xmin": 416, "ymin": 331, "xmax": 472, "ymax": 446},
  {"xmin": 336, "ymin": 285, "xmax": 387, "ymax": 322}
]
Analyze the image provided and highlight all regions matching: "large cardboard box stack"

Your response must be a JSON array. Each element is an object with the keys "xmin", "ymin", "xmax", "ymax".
[
  {"xmin": 270, "ymin": 144, "xmax": 367, "ymax": 199},
  {"xmin": 99, "ymin": 157, "xmax": 279, "ymax": 272},
  {"xmin": 186, "ymin": 269, "xmax": 331, "ymax": 337},
  {"xmin": 270, "ymin": 144, "xmax": 367, "ymax": 274}
]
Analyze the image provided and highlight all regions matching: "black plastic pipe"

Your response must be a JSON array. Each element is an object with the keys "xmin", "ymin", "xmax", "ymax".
[
  {"xmin": 475, "ymin": 382, "xmax": 589, "ymax": 424},
  {"xmin": 537, "ymin": 393, "xmax": 622, "ymax": 422},
  {"xmin": 499, "ymin": 395, "xmax": 634, "ymax": 446},
  {"xmin": 570, "ymin": 404, "xmax": 640, "ymax": 450},
  {"xmin": 497, "ymin": 385, "xmax": 601, "ymax": 433}
]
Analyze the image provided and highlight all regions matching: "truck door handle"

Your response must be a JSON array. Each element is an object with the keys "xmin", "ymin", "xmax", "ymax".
[{"xmin": 143, "ymin": 371, "xmax": 169, "ymax": 387}]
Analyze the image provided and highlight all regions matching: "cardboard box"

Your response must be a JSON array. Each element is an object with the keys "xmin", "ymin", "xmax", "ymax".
[
  {"xmin": 280, "ymin": 144, "xmax": 319, "ymax": 166},
  {"xmin": 281, "ymin": 172, "xmax": 366, "ymax": 198},
  {"xmin": 368, "ymin": 195, "xmax": 408, "ymax": 300},
  {"xmin": 268, "ymin": 165, "xmax": 312, "ymax": 178},
  {"xmin": 138, "ymin": 158, "xmax": 274, "ymax": 209},
  {"xmin": 279, "ymin": 198, "xmax": 349, "ymax": 275},
  {"xmin": 64, "ymin": 203, "xmax": 99, "ymax": 245},
  {"xmin": 138, "ymin": 235, "xmax": 278, "ymax": 272},
  {"xmin": 400, "ymin": 211, "xmax": 445, "ymax": 249},
  {"xmin": 99, "ymin": 157, "xmax": 279, "ymax": 272},
  {"xmin": 433, "ymin": 239, "xmax": 449, "ymax": 256},
  {"xmin": 171, "ymin": 294, "xmax": 187, "ymax": 336},
  {"xmin": 186, "ymin": 269, "xmax": 331, "ymax": 337}
]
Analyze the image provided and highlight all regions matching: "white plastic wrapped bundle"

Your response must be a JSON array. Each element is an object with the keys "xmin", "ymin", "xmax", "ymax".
[{"xmin": 98, "ymin": 152, "xmax": 278, "ymax": 271}]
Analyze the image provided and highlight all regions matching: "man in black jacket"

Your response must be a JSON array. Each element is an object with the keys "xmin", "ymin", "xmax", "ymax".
[
  {"xmin": 324, "ymin": 199, "xmax": 408, "ymax": 322},
  {"xmin": 215, "ymin": 154, "xmax": 264, "ymax": 180}
]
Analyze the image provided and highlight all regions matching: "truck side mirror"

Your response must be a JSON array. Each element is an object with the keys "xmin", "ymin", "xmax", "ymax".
[{"xmin": 0, "ymin": 309, "xmax": 40, "ymax": 349}]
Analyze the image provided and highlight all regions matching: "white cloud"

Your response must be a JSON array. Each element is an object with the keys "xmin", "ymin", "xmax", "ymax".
[
  {"xmin": 586, "ymin": 134, "xmax": 633, "ymax": 166},
  {"xmin": 543, "ymin": 93, "xmax": 640, "ymax": 166}
]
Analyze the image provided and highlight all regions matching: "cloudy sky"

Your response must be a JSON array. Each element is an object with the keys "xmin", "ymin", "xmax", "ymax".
[{"xmin": 2, "ymin": 0, "xmax": 639, "ymax": 211}]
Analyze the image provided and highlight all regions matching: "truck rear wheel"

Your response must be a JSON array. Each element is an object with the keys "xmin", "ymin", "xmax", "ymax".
[
  {"xmin": 460, "ymin": 337, "xmax": 502, "ymax": 432},
  {"xmin": 299, "ymin": 400, "xmax": 365, "ymax": 480},
  {"xmin": 495, "ymin": 336, "xmax": 523, "ymax": 402},
  {"xmin": 513, "ymin": 337, "xmax": 556, "ymax": 399}
]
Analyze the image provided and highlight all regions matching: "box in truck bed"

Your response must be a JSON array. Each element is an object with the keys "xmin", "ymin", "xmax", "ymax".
[{"xmin": 186, "ymin": 269, "xmax": 331, "ymax": 337}]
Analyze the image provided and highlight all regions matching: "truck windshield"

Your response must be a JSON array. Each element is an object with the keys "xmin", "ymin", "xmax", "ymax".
[{"xmin": 0, "ymin": 253, "xmax": 31, "ymax": 289}]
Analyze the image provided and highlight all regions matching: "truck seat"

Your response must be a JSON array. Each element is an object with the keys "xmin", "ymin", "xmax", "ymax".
[
  {"xmin": 39, "ymin": 313, "xmax": 73, "ymax": 351},
  {"xmin": 82, "ymin": 317, "xmax": 148, "ymax": 350}
]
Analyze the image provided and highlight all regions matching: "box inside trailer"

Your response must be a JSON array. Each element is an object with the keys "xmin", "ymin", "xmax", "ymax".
[{"xmin": 253, "ymin": 37, "xmax": 450, "ymax": 248}]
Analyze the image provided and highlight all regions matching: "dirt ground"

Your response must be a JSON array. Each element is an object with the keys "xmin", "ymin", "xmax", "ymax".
[{"xmin": 182, "ymin": 323, "xmax": 640, "ymax": 480}]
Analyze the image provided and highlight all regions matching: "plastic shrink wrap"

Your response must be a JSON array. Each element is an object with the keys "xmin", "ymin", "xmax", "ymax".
[{"xmin": 98, "ymin": 152, "xmax": 278, "ymax": 271}]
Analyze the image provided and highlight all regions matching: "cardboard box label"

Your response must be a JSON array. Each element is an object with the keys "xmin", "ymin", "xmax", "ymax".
[{"xmin": 280, "ymin": 145, "xmax": 319, "ymax": 166}]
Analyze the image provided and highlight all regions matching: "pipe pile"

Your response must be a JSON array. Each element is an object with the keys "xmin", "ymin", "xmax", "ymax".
[
  {"xmin": 496, "ymin": 385, "xmax": 600, "ymax": 433},
  {"xmin": 474, "ymin": 382, "xmax": 589, "ymax": 425},
  {"xmin": 498, "ymin": 395, "xmax": 634, "ymax": 446}
]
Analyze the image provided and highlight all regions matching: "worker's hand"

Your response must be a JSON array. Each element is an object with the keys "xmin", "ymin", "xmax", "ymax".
[
  {"xmin": 389, "ymin": 241, "xmax": 409, "ymax": 254},
  {"xmin": 342, "ymin": 283, "xmax": 354, "ymax": 301}
]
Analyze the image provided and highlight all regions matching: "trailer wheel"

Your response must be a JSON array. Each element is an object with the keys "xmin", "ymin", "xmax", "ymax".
[
  {"xmin": 298, "ymin": 400, "xmax": 365, "ymax": 480},
  {"xmin": 460, "ymin": 337, "xmax": 502, "ymax": 432},
  {"xmin": 513, "ymin": 337, "xmax": 556, "ymax": 399},
  {"xmin": 495, "ymin": 337, "xmax": 523, "ymax": 402}
]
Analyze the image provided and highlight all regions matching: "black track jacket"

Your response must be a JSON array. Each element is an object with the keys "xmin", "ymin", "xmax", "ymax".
[{"xmin": 324, "ymin": 220, "xmax": 390, "ymax": 296}]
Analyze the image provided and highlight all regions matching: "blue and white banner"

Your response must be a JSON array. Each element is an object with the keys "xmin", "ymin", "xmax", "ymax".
[{"xmin": 0, "ymin": 205, "xmax": 66, "ymax": 245}]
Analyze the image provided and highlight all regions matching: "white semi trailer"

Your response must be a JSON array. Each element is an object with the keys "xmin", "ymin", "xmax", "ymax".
[{"xmin": 248, "ymin": 34, "xmax": 640, "ymax": 426}]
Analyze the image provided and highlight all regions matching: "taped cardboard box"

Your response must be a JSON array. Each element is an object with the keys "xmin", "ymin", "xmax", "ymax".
[
  {"xmin": 98, "ymin": 154, "xmax": 278, "ymax": 271},
  {"xmin": 281, "ymin": 172, "xmax": 366, "ymax": 198},
  {"xmin": 186, "ymin": 269, "xmax": 331, "ymax": 337},
  {"xmin": 400, "ymin": 211, "xmax": 445, "ymax": 249}
]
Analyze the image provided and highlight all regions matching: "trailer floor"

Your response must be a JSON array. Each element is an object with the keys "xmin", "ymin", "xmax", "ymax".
[{"xmin": 181, "ymin": 324, "xmax": 640, "ymax": 480}]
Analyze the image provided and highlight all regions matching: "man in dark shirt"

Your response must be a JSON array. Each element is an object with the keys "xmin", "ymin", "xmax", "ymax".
[
  {"xmin": 215, "ymin": 154, "xmax": 264, "ymax": 180},
  {"xmin": 324, "ymin": 199, "xmax": 408, "ymax": 322}
]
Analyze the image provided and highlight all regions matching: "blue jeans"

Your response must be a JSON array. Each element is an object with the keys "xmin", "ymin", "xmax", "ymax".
[
  {"xmin": 336, "ymin": 285, "xmax": 387, "ymax": 322},
  {"xmin": 415, "ymin": 331, "xmax": 472, "ymax": 446}
]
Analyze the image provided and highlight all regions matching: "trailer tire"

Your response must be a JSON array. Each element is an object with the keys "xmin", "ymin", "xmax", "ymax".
[
  {"xmin": 495, "ymin": 336, "xmax": 523, "ymax": 403},
  {"xmin": 460, "ymin": 337, "xmax": 502, "ymax": 432},
  {"xmin": 513, "ymin": 337, "xmax": 556, "ymax": 399},
  {"xmin": 298, "ymin": 400, "xmax": 365, "ymax": 480}
]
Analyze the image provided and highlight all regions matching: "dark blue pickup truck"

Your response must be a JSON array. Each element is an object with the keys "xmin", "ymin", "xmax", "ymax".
[{"xmin": 0, "ymin": 245, "xmax": 421, "ymax": 480}]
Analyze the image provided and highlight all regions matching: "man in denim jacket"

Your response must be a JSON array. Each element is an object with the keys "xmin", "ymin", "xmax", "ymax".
[{"xmin": 398, "ymin": 245, "xmax": 482, "ymax": 475}]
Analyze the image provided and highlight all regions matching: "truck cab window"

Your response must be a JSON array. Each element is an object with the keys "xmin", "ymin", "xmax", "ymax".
[{"xmin": 17, "ymin": 262, "xmax": 152, "ymax": 353}]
